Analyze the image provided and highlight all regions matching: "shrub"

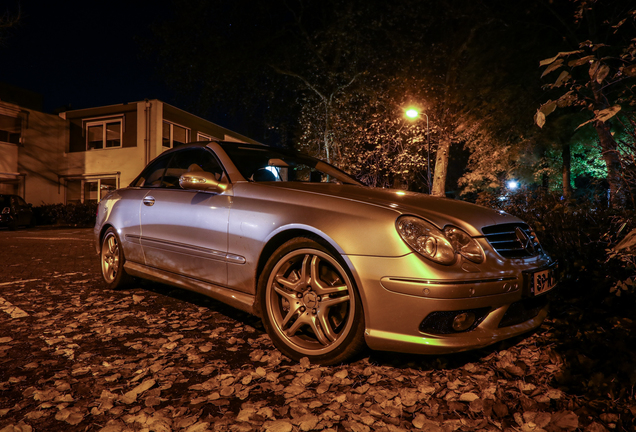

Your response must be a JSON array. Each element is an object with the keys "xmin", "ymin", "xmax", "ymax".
[
  {"xmin": 476, "ymin": 188, "xmax": 636, "ymax": 300},
  {"xmin": 33, "ymin": 202, "xmax": 98, "ymax": 227}
]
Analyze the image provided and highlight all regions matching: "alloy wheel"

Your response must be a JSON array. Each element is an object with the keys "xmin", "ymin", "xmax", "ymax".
[
  {"xmin": 265, "ymin": 248, "xmax": 355, "ymax": 356},
  {"xmin": 101, "ymin": 232, "xmax": 121, "ymax": 283}
]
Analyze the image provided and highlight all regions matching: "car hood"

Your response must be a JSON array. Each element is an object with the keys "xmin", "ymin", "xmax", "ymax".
[{"xmin": 260, "ymin": 182, "xmax": 522, "ymax": 237}]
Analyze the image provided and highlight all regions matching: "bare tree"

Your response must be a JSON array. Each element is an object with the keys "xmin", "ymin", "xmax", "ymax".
[{"xmin": 0, "ymin": 4, "xmax": 20, "ymax": 44}]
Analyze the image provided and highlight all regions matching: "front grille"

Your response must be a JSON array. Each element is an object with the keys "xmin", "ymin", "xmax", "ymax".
[
  {"xmin": 498, "ymin": 296, "xmax": 548, "ymax": 328},
  {"xmin": 482, "ymin": 223, "xmax": 542, "ymax": 258}
]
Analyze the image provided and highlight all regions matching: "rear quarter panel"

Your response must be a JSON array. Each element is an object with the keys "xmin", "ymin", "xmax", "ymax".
[{"xmin": 95, "ymin": 188, "xmax": 147, "ymax": 264}]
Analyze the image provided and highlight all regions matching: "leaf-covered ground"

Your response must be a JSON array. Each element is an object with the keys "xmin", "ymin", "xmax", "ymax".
[{"xmin": 0, "ymin": 228, "xmax": 634, "ymax": 431}]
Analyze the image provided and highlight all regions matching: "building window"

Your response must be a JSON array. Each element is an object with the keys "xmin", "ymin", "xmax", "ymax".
[
  {"xmin": 163, "ymin": 121, "xmax": 189, "ymax": 148},
  {"xmin": 197, "ymin": 132, "xmax": 216, "ymax": 141},
  {"xmin": 66, "ymin": 177, "xmax": 119, "ymax": 204},
  {"xmin": 86, "ymin": 119, "xmax": 122, "ymax": 150},
  {"xmin": 0, "ymin": 114, "xmax": 21, "ymax": 144}
]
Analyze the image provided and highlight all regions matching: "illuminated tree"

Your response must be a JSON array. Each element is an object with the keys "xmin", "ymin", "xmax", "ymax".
[{"xmin": 536, "ymin": 0, "xmax": 636, "ymax": 207}]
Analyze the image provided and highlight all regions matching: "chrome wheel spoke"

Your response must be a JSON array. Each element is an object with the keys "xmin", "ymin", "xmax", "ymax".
[
  {"xmin": 299, "ymin": 254, "xmax": 312, "ymax": 286},
  {"xmin": 107, "ymin": 236, "xmax": 117, "ymax": 254},
  {"xmin": 273, "ymin": 285, "xmax": 298, "ymax": 303},
  {"xmin": 310, "ymin": 255, "xmax": 348, "ymax": 296},
  {"xmin": 309, "ymin": 255, "xmax": 324, "ymax": 291},
  {"xmin": 274, "ymin": 285, "xmax": 302, "ymax": 327},
  {"xmin": 315, "ymin": 283, "xmax": 348, "ymax": 296},
  {"xmin": 310, "ymin": 315, "xmax": 331, "ymax": 345},
  {"xmin": 285, "ymin": 312, "xmax": 309, "ymax": 337},
  {"xmin": 321, "ymin": 294, "xmax": 350, "ymax": 307},
  {"xmin": 274, "ymin": 274, "xmax": 299, "ymax": 291},
  {"xmin": 316, "ymin": 310, "xmax": 337, "ymax": 343}
]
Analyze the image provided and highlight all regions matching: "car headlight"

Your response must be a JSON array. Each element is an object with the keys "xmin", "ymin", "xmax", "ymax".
[
  {"xmin": 396, "ymin": 216, "xmax": 456, "ymax": 264},
  {"xmin": 443, "ymin": 226, "xmax": 484, "ymax": 264},
  {"xmin": 396, "ymin": 216, "xmax": 484, "ymax": 265}
]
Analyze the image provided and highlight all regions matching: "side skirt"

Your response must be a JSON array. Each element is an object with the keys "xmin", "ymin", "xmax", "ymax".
[{"xmin": 124, "ymin": 261, "xmax": 256, "ymax": 315}]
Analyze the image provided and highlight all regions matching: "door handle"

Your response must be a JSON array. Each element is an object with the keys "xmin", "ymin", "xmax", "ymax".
[{"xmin": 143, "ymin": 196, "xmax": 155, "ymax": 206}]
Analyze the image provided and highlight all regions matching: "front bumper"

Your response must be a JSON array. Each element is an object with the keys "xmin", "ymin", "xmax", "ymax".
[
  {"xmin": 346, "ymin": 253, "xmax": 553, "ymax": 355},
  {"xmin": 0, "ymin": 215, "xmax": 14, "ymax": 227}
]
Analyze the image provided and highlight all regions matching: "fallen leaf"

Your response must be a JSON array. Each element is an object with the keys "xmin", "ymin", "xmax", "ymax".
[
  {"xmin": 263, "ymin": 420, "xmax": 293, "ymax": 432},
  {"xmin": 459, "ymin": 392, "xmax": 479, "ymax": 402},
  {"xmin": 550, "ymin": 411, "xmax": 579, "ymax": 430},
  {"xmin": 0, "ymin": 422, "xmax": 33, "ymax": 432}
]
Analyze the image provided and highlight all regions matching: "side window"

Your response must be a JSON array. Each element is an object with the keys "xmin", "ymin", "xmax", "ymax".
[
  {"xmin": 193, "ymin": 149, "xmax": 225, "ymax": 180},
  {"xmin": 162, "ymin": 148, "xmax": 225, "ymax": 189},
  {"xmin": 130, "ymin": 153, "xmax": 173, "ymax": 188}
]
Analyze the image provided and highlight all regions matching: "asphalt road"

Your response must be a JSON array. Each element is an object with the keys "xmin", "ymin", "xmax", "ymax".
[{"xmin": 0, "ymin": 227, "xmax": 627, "ymax": 431}]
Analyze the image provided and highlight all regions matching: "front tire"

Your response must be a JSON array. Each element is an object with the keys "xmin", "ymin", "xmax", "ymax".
[
  {"xmin": 258, "ymin": 237, "xmax": 366, "ymax": 365},
  {"xmin": 100, "ymin": 227, "xmax": 133, "ymax": 289}
]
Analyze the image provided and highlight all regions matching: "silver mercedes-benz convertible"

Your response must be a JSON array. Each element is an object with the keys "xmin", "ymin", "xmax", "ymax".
[{"xmin": 95, "ymin": 141, "xmax": 556, "ymax": 364}]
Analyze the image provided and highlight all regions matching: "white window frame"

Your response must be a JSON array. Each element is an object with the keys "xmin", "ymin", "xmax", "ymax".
[
  {"xmin": 162, "ymin": 121, "xmax": 190, "ymax": 149},
  {"xmin": 64, "ymin": 176, "xmax": 120, "ymax": 204},
  {"xmin": 197, "ymin": 132, "xmax": 217, "ymax": 141},
  {"xmin": 85, "ymin": 117, "xmax": 123, "ymax": 150}
]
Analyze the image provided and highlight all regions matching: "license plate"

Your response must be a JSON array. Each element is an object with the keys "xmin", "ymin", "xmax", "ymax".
[{"xmin": 529, "ymin": 265, "xmax": 557, "ymax": 296}]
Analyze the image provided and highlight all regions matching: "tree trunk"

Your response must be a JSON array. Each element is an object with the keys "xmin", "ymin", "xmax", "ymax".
[
  {"xmin": 431, "ymin": 136, "xmax": 450, "ymax": 197},
  {"xmin": 562, "ymin": 143, "xmax": 573, "ymax": 199},
  {"xmin": 590, "ymin": 81, "xmax": 624, "ymax": 207},
  {"xmin": 594, "ymin": 120, "xmax": 623, "ymax": 207}
]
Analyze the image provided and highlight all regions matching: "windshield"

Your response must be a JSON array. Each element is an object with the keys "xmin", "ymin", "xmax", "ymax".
[{"xmin": 219, "ymin": 143, "xmax": 361, "ymax": 185}]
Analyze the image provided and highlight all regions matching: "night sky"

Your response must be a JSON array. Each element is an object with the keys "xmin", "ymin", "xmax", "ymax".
[{"xmin": 0, "ymin": 1, "xmax": 172, "ymax": 113}]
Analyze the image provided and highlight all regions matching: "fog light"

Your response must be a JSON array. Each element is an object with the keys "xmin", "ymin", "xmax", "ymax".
[{"xmin": 452, "ymin": 312, "xmax": 476, "ymax": 331}]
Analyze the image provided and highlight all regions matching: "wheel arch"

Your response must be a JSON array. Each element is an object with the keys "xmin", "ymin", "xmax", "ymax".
[
  {"xmin": 252, "ymin": 226, "xmax": 364, "ymax": 319},
  {"xmin": 99, "ymin": 223, "xmax": 115, "ymax": 244}
]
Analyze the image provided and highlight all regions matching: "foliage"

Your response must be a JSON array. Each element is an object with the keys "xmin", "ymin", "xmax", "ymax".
[
  {"xmin": 536, "ymin": 0, "xmax": 636, "ymax": 206},
  {"xmin": 33, "ymin": 202, "xmax": 98, "ymax": 227},
  {"xmin": 602, "ymin": 114, "xmax": 636, "ymax": 295},
  {"xmin": 477, "ymin": 188, "xmax": 636, "ymax": 300},
  {"xmin": 297, "ymin": 75, "xmax": 436, "ymax": 190},
  {"xmin": 536, "ymin": 3, "xmax": 636, "ymax": 129},
  {"xmin": 606, "ymin": 225, "xmax": 636, "ymax": 297},
  {"xmin": 541, "ymin": 139, "xmax": 607, "ymax": 191}
]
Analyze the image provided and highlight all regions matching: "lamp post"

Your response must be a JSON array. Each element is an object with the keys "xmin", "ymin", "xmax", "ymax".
[{"xmin": 405, "ymin": 108, "xmax": 431, "ymax": 194}]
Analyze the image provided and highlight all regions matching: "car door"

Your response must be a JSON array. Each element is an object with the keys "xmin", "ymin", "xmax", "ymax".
[{"xmin": 139, "ymin": 147, "xmax": 231, "ymax": 287}]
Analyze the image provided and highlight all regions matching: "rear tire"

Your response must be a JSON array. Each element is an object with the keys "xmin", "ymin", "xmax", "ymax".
[
  {"xmin": 258, "ymin": 237, "xmax": 366, "ymax": 365},
  {"xmin": 100, "ymin": 227, "xmax": 133, "ymax": 289}
]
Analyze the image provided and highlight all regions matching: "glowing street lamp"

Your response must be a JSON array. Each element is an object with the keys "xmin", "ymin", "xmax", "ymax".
[{"xmin": 405, "ymin": 108, "xmax": 431, "ymax": 194}]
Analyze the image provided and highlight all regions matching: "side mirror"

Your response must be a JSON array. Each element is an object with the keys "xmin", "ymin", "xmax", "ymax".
[{"xmin": 179, "ymin": 171, "xmax": 228, "ymax": 193}]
